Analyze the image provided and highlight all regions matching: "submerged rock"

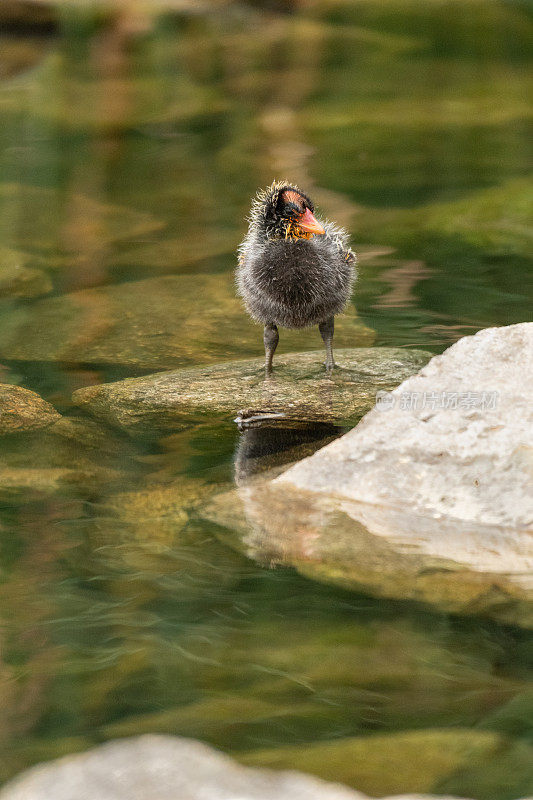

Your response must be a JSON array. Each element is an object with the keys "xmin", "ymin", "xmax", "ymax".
[
  {"xmin": 0, "ymin": 384, "xmax": 60, "ymax": 435},
  {"xmin": 88, "ymin": 476, "xmax": 246, "ymax": 585},
  {"xmin": 102, "ymin": 695, "xmax": 336, "ymax": 748},
  {"xmin": 109, "ymin": 234, "xmax": 239, "ymax": 275},
  {"xmin": 0, "ymin": 249, "xmax": 52, "ymax": 299},
  {"xmin": 46, "ymin": 416, "xmax": 126, "ymax": 452},
  {"xmin": 0, "ymin": 274, "xmax": 373, "ymax": 370},
  {"xmin": 279, "ymin": 324, "xmax": 533, "ymax": 529},
  {"xmin": 93, "ymin": 604, "xmax": 532, "ymax": 750},
  {"xmin": 240, "ymin": 728, "xmax": 533, "ymax": 799},
  {"xmin": 57, "ymin": 596, "xmax": 527, "ymax": 760},
  {"xmin": 72, "ymin": 347, "xmax": 431, "ymax": 435},
  {"xmin": 358, "ymin": 176, "xmax": 533, "ymax": 258},
  {"xmin": 2, "ymin": 733, "xmax": 530, "ymax": 800},
  {"xmin": 0, "ymin": 184, "xmax": 164, "ymax": 260},
  {"xmin": 0, "ymin": 414, "xmax": 134, "ymax": 501}
]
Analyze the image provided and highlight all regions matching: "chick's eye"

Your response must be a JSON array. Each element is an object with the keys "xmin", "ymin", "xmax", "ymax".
[{"xmin": 285, "ymin": 202, "xmax": 300, "ymax": 215}]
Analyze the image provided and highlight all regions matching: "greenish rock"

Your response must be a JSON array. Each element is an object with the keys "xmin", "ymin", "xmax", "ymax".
[
  {"xmin": 478, "ymin": 690, "xmax": 533, "ymax": 741},
  {"xmin": 46, "ymin": 416, "xmax": 126, "ymax": 453},
  {"xmin": 109, "ymin": 235, "xmax": 239, "ymax": 275},
  {"xmin": 86, "ymin": 517, "xmax": 246, "ymax": 591},
  {"xmin": 99, "ymin": 650, "xmax": 521, "ymax": 753},
  {"xmin": 238, "ymin": 728, "xmax": 533, "ymax": 798},
  {"xmin": 0, "ymin": 184, "xmax": 164, "ymax": 261},
  {"xmin": 436, "ymin": 737, "xmax": 533, "ymax": 800},
  {"xmin": 0, "ymin": 249, "xmax": 52, "ymax": 299},
  {"xmin": 102, "ymin": 479, "xmax": 205, "ymax": 528},
  {"xmin": 96, "ymin": 477, "xmax": 222, "ymax": 547},
  {"xmin": 0, "ymin": 416, "xmax": 133, "ymax": 501},
  {"xmin": 2, "ymin": 520, "xmax": 530, "ymax": 786},
  {"xmin": 103, "ymin": 695, "xmax": 340, "ymax": 751},
  {"xmin": 0, "ymin": 465, "xmax": 84, "ymax": 499},
  {"xmin": 110, "ymin": 609, "xmax": 524, "ymax": 748},
  {"xmin": 83, "ymin": 474, "xmax": 247, "ymax": 592},
  {"xmin": 0, "ymin": 383, "xmax": 60, "ymax": 435},
  {"xmin": 202, "ymin": 483, "xmax": 533, "ymax": 628},
  {"xmin": 72, "ymin": 347, "xmax": 430, "ymax": 435},
  {"xmin": 0, "ymin": 274, "xmax": 373, "ymax": 370}
]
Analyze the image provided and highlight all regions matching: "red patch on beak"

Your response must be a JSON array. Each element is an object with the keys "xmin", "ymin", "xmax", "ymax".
[{"xmin": 298, "ymin": 207, "xmax": 325, "ymax": 235}]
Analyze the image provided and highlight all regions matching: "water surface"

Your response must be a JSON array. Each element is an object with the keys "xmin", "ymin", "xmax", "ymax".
[{"xmin": 0, "ymin": 2, "xmax": 532, "ymax": 797}]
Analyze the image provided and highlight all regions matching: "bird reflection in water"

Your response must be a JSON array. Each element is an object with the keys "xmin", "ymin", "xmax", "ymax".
[
  {"xmin": 233, "ymin": 414, "xmax": 344, "ymax": 486},
  {"xmin": 232, "ymin": 414, "xmax": 345, "ymax": 565}
]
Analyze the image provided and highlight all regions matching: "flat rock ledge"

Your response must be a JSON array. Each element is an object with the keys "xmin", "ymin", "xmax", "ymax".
[
  {"xmin": 0, "ymin": 734, "xmax": 512, "ymax": 800},
  {"xmin": 72, "ymin": 347, "xmax": 431, "ymax": 435}
]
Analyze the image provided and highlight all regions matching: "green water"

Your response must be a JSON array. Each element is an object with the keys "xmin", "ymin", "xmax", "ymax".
[{"xmin": 0, "ymin": 1, "xmax": 532, "ymax": 797}]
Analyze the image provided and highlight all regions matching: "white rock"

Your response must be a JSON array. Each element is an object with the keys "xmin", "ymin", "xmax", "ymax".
[
  {"xmin": 278, "ymin": 324, "xmax": 533, "ymax": 529},
  {"xmin": 0, "ymin": 735, "xmax": 511, "ymax": 800},
  {"xmin": 0, "ymin": 735, "xmax": 464, "ymax": 800}
]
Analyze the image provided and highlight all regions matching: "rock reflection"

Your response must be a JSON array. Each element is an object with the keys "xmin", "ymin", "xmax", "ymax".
[{"xmin": 208, "ymin": 448, "xmax": 533, "ymax": 626}]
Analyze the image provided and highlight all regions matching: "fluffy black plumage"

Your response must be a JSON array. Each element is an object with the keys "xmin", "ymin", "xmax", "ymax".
[{"xmin": 237, "ymin": 180, "xmax": 357, "ymax": 374}]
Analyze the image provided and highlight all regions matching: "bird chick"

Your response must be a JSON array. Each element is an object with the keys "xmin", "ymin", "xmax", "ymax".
[{"xmin": 237, "ymin": 180, "xmax": 357, "ymax": 375}]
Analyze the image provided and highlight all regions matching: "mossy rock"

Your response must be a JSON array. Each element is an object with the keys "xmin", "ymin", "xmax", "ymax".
[{"xmin": 72, "ymin": 346, "xmax": 430, "ymax": 435}]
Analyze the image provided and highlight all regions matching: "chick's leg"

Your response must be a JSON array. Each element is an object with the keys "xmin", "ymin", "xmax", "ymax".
[
  {"xmin": 263, "ymin": 323, "xmax": 279, "ymax": 376},
  {"xmin": 319, "ymin": 316, "xmax": 335, "ymax": 371}
]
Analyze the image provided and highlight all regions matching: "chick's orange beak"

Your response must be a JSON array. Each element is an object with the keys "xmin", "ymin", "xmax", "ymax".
[{"xmin": 298, "ymin": 208, "xmax": 325, "ymax": 235}]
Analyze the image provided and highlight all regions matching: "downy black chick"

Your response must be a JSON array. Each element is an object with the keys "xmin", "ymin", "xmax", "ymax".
[{"xmin": 237, "ymin": 180, "xmax": 357, "ymax": 375}]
